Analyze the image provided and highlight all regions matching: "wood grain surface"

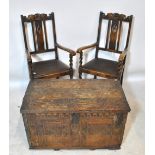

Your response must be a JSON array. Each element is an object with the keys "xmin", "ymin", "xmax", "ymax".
[{"xmin": 21, "ymin": 79, "xmax": 130, "ymax": 113}]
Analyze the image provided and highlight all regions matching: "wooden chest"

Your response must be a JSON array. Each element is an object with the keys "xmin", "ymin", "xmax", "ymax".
[{"xmin": 20, "ymin": 79, "xmax": 130, "ymax": 149}]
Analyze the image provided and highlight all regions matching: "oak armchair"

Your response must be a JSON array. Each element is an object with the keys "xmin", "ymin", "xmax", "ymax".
[
  {"xmin": 77, "ymin": 12, "xmax": 133, "ymax": 84},
  {"xmin": 21, "ymin": 12, "xmax": 76, "ymax": 80}
]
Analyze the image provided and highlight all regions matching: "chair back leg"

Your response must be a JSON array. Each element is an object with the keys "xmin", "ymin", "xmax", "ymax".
[
  {"xmin": 120, "ymin": 74, "xmax": 124, "ymax": 85},
  {"xmin": 69, "ymin": 69, "xmax": 73, "ymax": 79},
  {"xmin": 79, "ymin": 71, "xmax": 82, "ymax": 79}
]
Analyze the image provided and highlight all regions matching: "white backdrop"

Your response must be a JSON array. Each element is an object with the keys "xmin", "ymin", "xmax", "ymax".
[
  {"xmin": 9, "ymin": 0, "xmax": 145, "ymax": 85},
  {"xmin": 9, "ymin": 1, "xmax": 145, "ymax": 154}
]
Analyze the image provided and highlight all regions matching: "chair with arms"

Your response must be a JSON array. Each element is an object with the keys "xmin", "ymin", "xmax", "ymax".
[
  {"xmin": 77, "ymin": 12, "xmax": 133, "ymax": 84},
  {"xmin": 21, "ymin": 12, "xmax": 76, "ymax": 80}
]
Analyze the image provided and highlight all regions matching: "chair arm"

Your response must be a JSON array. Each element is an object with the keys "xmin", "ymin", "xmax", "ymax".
[
  {"xmin": 25, "ymin": 50, "xmax": 32, "ymax": 63},
  {"xmin": 56, "ymin": 43, "xmax": 76, "ymax": 56},
  {"xmin": 118, "ymin": 50, "xmax": 127, "ymax": 63},
  {"xmin": 77, "ymin": 42, "xmax": 97, "ymax": 53}
]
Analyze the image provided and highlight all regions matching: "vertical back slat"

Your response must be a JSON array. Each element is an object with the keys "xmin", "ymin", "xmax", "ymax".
[
  {"xmin": 116, "ymin": 21, "xmax": 122, "ymax": 51},
  {"xmin": 108, "ymin": 20, "xmax": 119, "ymax": 50},
  {"xmin": 43, "ymin": 20, "xmax": 48, "ymax": 50},
  {"xmin": 105, "ymin": 20, "xmax": 111, "ymax": 49},
  {"xmin": 35, "ymin": 20, "xmax": 45, "ymax": 51},
  {"xmin": 31, "ymin": 21, "xmax": 37, "ymax": 51}
]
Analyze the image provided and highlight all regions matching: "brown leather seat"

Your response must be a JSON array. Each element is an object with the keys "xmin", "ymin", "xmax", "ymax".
[
  {"xmin": 32, "ymin": 60, "xmax": 70, "ymax": 78},
  {"xmin": 81, "ymin": 58, "xmax": 118, "ymax": 78}
]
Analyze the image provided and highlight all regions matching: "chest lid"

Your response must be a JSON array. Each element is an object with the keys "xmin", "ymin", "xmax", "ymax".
[{"xmin": 20, "ymin": 79, "xmax": 130, "ymax": 113}]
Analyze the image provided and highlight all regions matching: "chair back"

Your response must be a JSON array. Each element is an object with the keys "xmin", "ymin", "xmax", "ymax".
[
  {"xmin": 21, "ymin": 12, "xmax": 58, "ymax": 59},
  {"xmin": 96, "ymin": 12, "xmax": 133, "ymax": 57}
]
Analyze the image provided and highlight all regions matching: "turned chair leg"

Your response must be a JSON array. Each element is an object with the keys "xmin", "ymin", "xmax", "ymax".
[
  {"xmin": 69, "ymin": 54, "xmax": 73, "ymax": 79},
  {"xmin": 69, "ymin": 70, "xmax": 73, "ymax": 79},
  {"xmin": 70, "ymin": 74, "xmax": 73, "ymax": 79}
]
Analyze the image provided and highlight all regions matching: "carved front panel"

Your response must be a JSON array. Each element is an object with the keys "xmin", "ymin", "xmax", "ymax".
[
  {"xmin": 70, "ymin": 113, "xmax": 81, "ymax": 147},
  {"xmin": 24, "ymin": 112, "xmax": 127, "ymax": 148},
  {"xmin": 80, "ymin": 112, "xmax": 114, "ymax": 147},
  {"xmin": 80, "ymin": 112, "xmax": 127, "ymax": 148},
  {"xmin": 26, "ymin": 113, "xmax": 71, "ymax": 148}
]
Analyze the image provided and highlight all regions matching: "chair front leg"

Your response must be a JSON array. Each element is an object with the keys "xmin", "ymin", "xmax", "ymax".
[
  {"xmin": 70, "ymin": 72, "xmax": 73, "ymax": 79},
  {"xmin": 117, "ymin": 61, "xmax": 125, "ymax": 85},
  {"xmin": 79, "ymin": 52, "xmax": 83, "ymax": 67},
  {"xmin": 79, "ymin": 52, "xmax": 83, "ymax": 79},
  {"xmin": 69, "ymin": 54, "xmax": 73, "ymax": 79}
]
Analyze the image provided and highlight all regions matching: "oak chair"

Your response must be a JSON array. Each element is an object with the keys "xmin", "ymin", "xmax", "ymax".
[
  {"xmin": 77, "ymin": 12, "xmax": 133, "ymax": 84},
  {"xmin": 21, "ymin": 13, "xmax": 76, "ymax": 80}
]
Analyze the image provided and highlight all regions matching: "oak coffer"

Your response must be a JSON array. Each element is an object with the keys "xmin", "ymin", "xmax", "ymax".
[{"xmin": 20, "ymin": 79, "xmax": 130, "ymax": 149}]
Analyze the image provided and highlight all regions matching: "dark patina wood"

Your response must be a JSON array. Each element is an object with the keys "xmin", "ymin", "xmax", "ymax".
[
  {"xmin": 21, "ymin": 79, "xmax": 130, "ymax": 149},
  {"xmin": 21, "ymin": 13, "xmax": 76, "ymax": 80},
  {"xmin": 77, "ymin": 12, "xmax": 133, "ymax": 84}
]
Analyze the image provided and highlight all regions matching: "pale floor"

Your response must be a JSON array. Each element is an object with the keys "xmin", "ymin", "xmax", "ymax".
[{"xmin": 10, "ymin": 80, "xmax": 145, "ymax": 155}]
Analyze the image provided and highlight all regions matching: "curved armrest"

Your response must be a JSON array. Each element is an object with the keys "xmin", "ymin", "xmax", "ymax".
[
  {"xmin": 25, "ymin": 50, "xmax": 32, "ymax": 63},
  {"xmin": 56, "ymin": 43, "xmax": 76, "ymax": 56},
  {"xmin": 77, "ymin": 42, "xmax": 97, "ymax": 53}
]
